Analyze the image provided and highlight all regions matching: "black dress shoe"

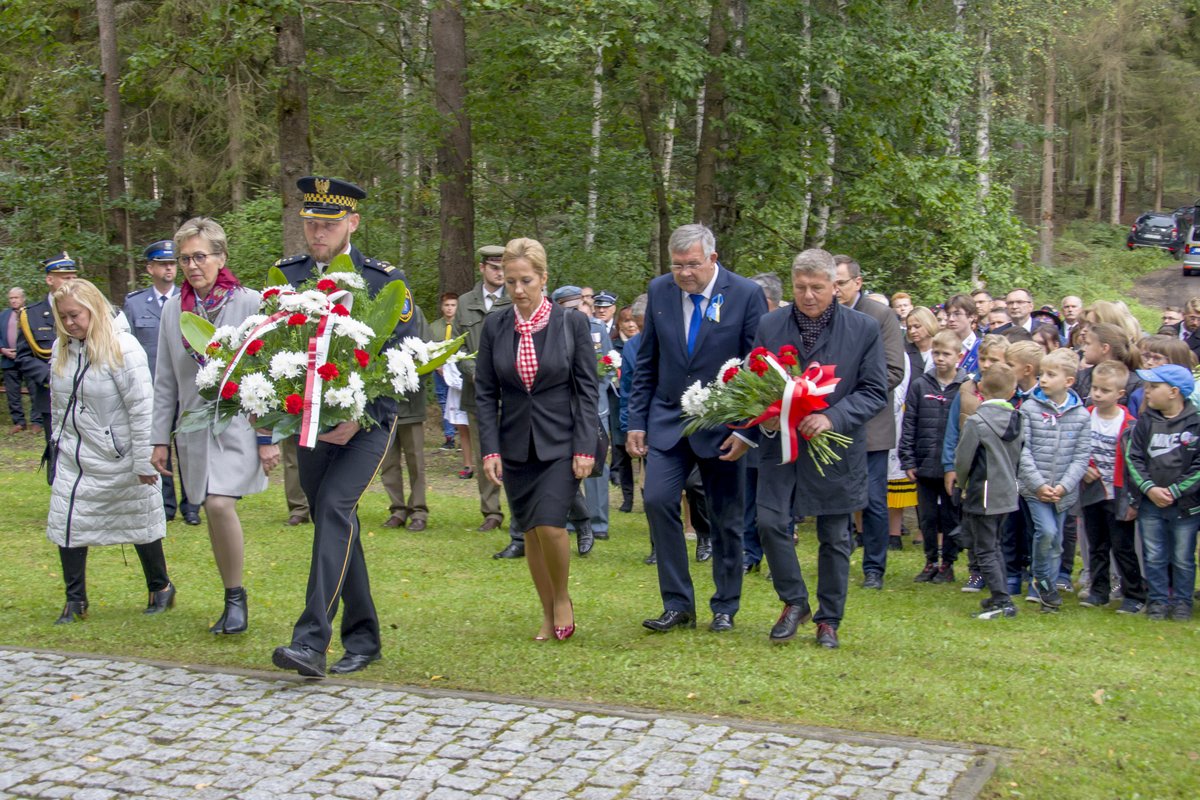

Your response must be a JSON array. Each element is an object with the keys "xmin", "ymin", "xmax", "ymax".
[
  {"xmin": 183, "ymin": 510, "xmax": 202, "ymax": 526},
  {"xmin": 382, "ymin": 514, "xmax": 406, "ymax": 528},
  {"xmin": 477, "ymin": 517, "xmax": 502, "ymax": 532},
  {"xmin": 285, "ymin": 514, "xmax": 310, "ymax": 526},
  {"xmin": 577, "ymin": 520, "xmax": 595, "ymax": 557},
  {"xmin": 642, "ymin": 610, "xmax": 696, "ymax": 632},
  {"xmin": 709, "ymin": 613, "xmax": 734, "ymax": 632},
  {"xmin": 272, "ymin": 644, "xmax": 326, "ymax": 678},
  {"xmin": 54, "ymin": 600, "xmax": 88, "ymax": 625},
  {"xmin": 643, "ymin": 547, "xmax": 657, "ymax": 565},
  {"xmin": 619, "ymin": 500, "xmax": 633, "ymax": 513},
  {"xmin": 744, "ymin": 561, "xmax": 761, "ymax": 575},
  {"xmin": 862, "ymin": 571, "xmax": 884, "ymax": 590},
  {"xmin": 815, "ymin": 622, "xmax": 839, "ymax": 649},
  {"xmin": 593, "ymin": 529, "xmax": 609, "ymax": 540},
  {"xmin": 407, "ymin": 518, "xmax": 427, "ymax": 532},
  {"xmin": 695, "ymin": 537, "xmax": 713, "ymax": 562},
  {"xmin": 493, "ymin": 541, "xmax": 525, "ymax": 559},
  {"xmin": 143, "ymin": 582, "xmax": 176, "ymax": 615},
  {"xmin": 211, "ymin": 587, "xmax": 247, "ymax": 634},
  {"xmin": 329, "ymin": 651, "xmax": 381, "ymax": 675},
  {"xmin": 769, "ymin": 603, "xmax": 812, "ymax": 642}
]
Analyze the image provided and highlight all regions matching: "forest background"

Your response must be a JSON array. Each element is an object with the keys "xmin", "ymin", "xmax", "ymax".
[{"xmin": 2, "ymin": 0, "xmax": 1199, "ymax": 313}]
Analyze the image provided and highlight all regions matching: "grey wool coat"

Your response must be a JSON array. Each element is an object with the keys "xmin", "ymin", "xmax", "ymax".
[{"xmin": 152, "ymin": 287, "xmax": 268, "ymax": 503}]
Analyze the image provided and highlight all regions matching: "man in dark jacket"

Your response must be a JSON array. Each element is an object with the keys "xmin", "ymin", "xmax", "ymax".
[{"xmin": 754, "ymin": 249, "xmax": 887, "ymax": 649}]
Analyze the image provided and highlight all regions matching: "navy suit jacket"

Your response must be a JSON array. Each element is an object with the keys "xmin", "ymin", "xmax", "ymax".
[
  {"xmin": 628, "ymin": 267, "xmax": 767, "ymax": 458},
  {"xmin": 123, "ymin": 286, "xmax": 178, "ymax": 379},
  {"xmin": 0, "ymin": 308, "xmax": 18, "ymax": 369}
]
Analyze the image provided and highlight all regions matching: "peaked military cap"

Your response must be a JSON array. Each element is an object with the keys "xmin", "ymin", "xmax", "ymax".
[
  {"xmin": 42, "ymin": 252, "xmax": 77, "ymax": 273},
  {"xmin": 551, "ymin": 285, "xmax": 583, "ymax": 304},
  {"xmin": 593, "ymin": 291, "xmax": 617, "ymax": 308},
  {"xmin": 143, "ymin": 240, "xmax": 175, "ymax": 262},
  {"xmin": 297, "ymin": 176, "xmax": 367, "ymax": 220},
  {"xmin": 478, "ymin": 245, "xmax": 505, "ymax": 261}
]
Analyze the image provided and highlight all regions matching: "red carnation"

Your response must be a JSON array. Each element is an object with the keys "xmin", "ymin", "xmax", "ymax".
[
  {"xmin": 749, "ymin": 358, "xmax": 769, "ymax": 377},
  {"xmin": 777, "ymin": 352, "xmax": 798, "ymax": 368},
  {"xmin": 749, "ymin": 346, "xmax": 770, "ymax": 360},
  {"xmin": 262, "ymin": 288, "xmax": 281, "ymax": 300},
  {"xmin": 287, "ymin": 313, "xmax": 308, "ymax": 326},
  {"xmin": 317, "ymin": 363, "xmax": 340, "ymax": 381},
  {"xmin": 284, "ymin": 393, "xmax": 303, "ymax": 415},
  {"xmin": 220, "ymin": 381, "xmax": 238, "ymax": 400},
  {"xmin": 206, "ymin": 342, "xmax": 220, "ymax": 353},
  {"xmin": 331, "ymin": 304, "xmax": 350, "ymax": 317},
  {"xmin": 317, "ymin": 279, "xmax": 337, "ymax": 292},
  {"xmin": 778, "ymin": 344, "xmax": 798, "ymax": 358},
  {"xmin": 602, "ymin": 355, "xmax": 613, "ymax": 366},
  {"xmin": 245, "ymin": 339, "xmax": 264, "ymax": 356},
  {"xmin": 354, "ymin": 349, "xmax": 370, "ymax": 368},
  {"xmin": 721, "ymin": 366, "xmax": 740, "ymax": 383}
]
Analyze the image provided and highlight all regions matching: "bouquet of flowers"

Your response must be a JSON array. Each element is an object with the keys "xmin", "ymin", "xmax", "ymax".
[
  {"xmin": 597, "ymin": 349, "xmax": 621, "ymax": 377},
  {"xmin": 177, "ymin": 254, "xmax": 464, "ymax": 447},
  {"xmin": 681, "ymin": 345, "xmax": 852, "ymax": 475}
]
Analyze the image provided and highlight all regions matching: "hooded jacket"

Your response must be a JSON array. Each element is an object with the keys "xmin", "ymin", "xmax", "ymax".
[
  {"xmin": 954, "ymin": 400, "xmax": 1024, "ymax": 515},
  {"xmin": 1126, "ymin": 401, "xmax": 1200, "ymax": 517},
  {"xmin": 1017, "ymin": 387, "xmax": 1092, "ymax": 512},
  {"xmin": 900, "ymin": 368, "xmax": 967, "ymax": 478}
]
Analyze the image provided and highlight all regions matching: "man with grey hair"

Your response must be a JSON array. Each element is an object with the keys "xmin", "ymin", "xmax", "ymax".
[
  {"xmin": 753, "ymin": 248, "xmax": 887, "ymax": 648},
  {"xmin": 616, "ymin": 293, "xmax": 649, "ymax": 517},
  {"xmin": 628, "ymin": 224, "xmax": 768, "ymax": 633},
  {"xmin": 0, "ymin": 286, "xmax": 34, "ymax": 433},
  {"xmin": 832, "ymin": 255, "xmax": 905, "ymax": 590},
  {"xmin": 751, "ymin": 273, "xmax": 783, "ymax": 311}
]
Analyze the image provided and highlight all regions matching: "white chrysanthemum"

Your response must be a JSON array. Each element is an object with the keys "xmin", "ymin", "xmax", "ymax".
[
  {"xmin": 384, "ymin": 348, "xmax": 420, "ymax": 394},
  {"xmin": 268, "ymin": 351, "xmax": 308, "ymax": 381},
  {"xmin": 331, "ymin": 317, "xmax": 375, "ymax": 348},
  {"xmin": 325, "ymin": 372, "xmax": 367, "ymax": 416},
  {"xmin": 208, "ymin": 325, "xmax": 239, "ymax": 349},
  {"xmin": 604, "ymin": 350, "xmax": 622, "ymax": 370},
  {"xmin": 238, "ymin": 372, "xmax": 279, "ymax": 417},
  {"xmin": 718, "ymin": 357, "xmax": 743, "ymax": 377},
  {"xmin": 322, "ymin": 271, "xmax": 366, "ymax": 289},
  {"xmin": 447, "ymin": 350, "xmax": 476, "ymax": 366},
  {"xmin": 278, "ymin": 290, "xmax": 330, "ymax": 316},
  {"xmin": 400, "ymin": 337, "xmax": 432, "ymax": 363},
  {"xmin": 235, "ymin": 314, "xmax": 269, "ymax": 340},
  {"xmin": 680, "ymin": 381, "xmax": 712, "ymax": 416},
  {"xmin": 195, "ymin": 358, "xmax": 227, "ymax": 391}
]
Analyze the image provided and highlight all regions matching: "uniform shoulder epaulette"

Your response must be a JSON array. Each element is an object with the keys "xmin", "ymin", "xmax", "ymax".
[
  {"xmin": 273, "ymin": 254, "xmax": 308, "ymax": 268},
  {"xmin": 125, "ymin": 287, "xmax": 150, "ymax": 299},
  {"xmin": 362, "ymin": 258, "xmax": 395, "ymax": 275}
]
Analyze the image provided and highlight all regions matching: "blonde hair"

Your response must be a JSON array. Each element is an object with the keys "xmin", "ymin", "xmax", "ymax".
[
  {"xmin": 1092, "ymin": 360, "xmax": 1130, "ymax": 387},
  {"xmin": 906, "ymin": 306, "xmax": 938, "ymax": 339},
  {"xmin": 1006, "ymin": 340, "xmax": 1044, "ymax": 371},
  {"xmin": 503, "ymin": 238, "xmax": 548, "ymax": 279},
  {"xmin": 1087, "ymin": 322, "xmax": 1141, "ymax": 370},
  {"xmin": 979, "ymin": 333, "xmax": 1010, "ymax": 357},
  {"xmin": 1082, "ymin": 300, "xmax": 1141, "ymax": 347},
  {"xmin": 979, "ymin": 362, "xmax": 1017, "ymax": 400},
  {"xmin": 931, "ymin": 330, "xmax": 961, "ymax": 353},
  {"xmin": 1041, "ymin": 347, "xmax": 1080, "ymax": 375},
  {"xmin": 51, "ymin": 279, "xmax": 123, "ymax": 376}
]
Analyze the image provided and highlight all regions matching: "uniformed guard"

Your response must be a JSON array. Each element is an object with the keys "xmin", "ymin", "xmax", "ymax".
[
  {"xmin": 271, "ymin": 176, "xmax": 419, "ymax": 679},
  {"xmin": 17, "ymin": 252, "xmax": 77, "ymax": 444},
  {"xmin": 123, "ymin": 240, "xmax": 201, "ymax": 525}
]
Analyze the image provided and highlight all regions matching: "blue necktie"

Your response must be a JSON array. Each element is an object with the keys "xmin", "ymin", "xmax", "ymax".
[{"xmin": 687, "ymin": 294, "xmax": 705, "ymax": 356}]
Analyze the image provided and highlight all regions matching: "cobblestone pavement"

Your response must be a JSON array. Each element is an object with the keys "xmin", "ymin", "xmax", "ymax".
[{"xmin": 0, "ymin": 649, "xmax": 996, "ymax": 800}]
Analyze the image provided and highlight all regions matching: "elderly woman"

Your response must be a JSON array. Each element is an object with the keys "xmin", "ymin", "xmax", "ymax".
[
  {"xmin": 151, "ymin": 217, "xmax": 279, "ymax": 634},
  {"xmin": 47, "ymin": 279, "xmax": 171, "ymax": 624},
  {"xmin": 475, "ymin": 238, "xmax": 599, "ymax": 641}
]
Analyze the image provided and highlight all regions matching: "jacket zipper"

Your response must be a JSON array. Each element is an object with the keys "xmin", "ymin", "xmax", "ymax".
[{"xmin": 62, "ymin": 348, "xmax": 90, "ymax": 548}]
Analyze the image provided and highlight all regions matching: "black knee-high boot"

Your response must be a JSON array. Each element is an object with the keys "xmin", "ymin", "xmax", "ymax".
[
  {"xmin": 135, "ymin": 540, "xmax": 175, "ymax": 614},
  {"xmin": 56, "ymin": 546, "xmax": 89, "ymax": 624}
]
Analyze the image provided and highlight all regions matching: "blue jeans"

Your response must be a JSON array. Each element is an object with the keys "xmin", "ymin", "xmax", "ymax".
[
  {"xmin": 1026, "ymin": 498, "xmax": 1066, "ymax": 584},
  {"xmin": 1138, "ymin": 504, "xmax": 1199, "ymax": 608},
  {"xmin": 432, "ymin": 371, "xmax": 455, "ymax": 439},
  {"xmin": 860, "ymin": 450, "xmax": 889, "ymax": 576}
]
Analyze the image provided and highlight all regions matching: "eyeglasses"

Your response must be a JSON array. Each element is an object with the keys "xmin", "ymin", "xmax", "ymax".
[
  {"xmin": 670, "ymin": 262, "xmax": 705, "ymax": 272},
  {"xmin": 833, "ymin": 278, "xmax": 857, "ymax": 288},
  {"xmin": 1007, "ymin": 298, "xmax": 1032, "ymax": 305},
  {"xmin": 178, "ymin": 253, "xmax": 213, "ymax": 267}
]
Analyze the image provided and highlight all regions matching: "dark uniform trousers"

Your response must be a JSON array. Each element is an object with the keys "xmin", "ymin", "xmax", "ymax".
[{"xmin": 291, "ymin": 421, "xmax": 394, "ymax": 656}]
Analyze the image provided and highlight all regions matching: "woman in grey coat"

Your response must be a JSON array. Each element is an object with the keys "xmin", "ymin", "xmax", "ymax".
[{"xmin": 151, "ymin": 217, "xmax": 280, "ymax": 634}]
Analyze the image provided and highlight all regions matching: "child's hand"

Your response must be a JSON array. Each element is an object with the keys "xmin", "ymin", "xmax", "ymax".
[
  {"xmin": 1051, "ymin": 484, "xmax": 1066, "ymax": 501},
  {"xmin": 905, "ymin": 469, "xmax": 917, "ymax": 482},
  {"xmin": 1147, "ymin": 486, "xmax": 1175, "ymax": 508},
  {"xmin": 1083, "ymin": 465, "xmax": 1101, "ymax": 483},
  {"xmin": 1036, "ymin": 485, "xmax": 1056, "ymax": 503}
]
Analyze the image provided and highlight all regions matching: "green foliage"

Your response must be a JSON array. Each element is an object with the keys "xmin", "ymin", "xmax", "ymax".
[{"xmin": 219, "ymin": 195, "xmax": 285, "ymax": 285}]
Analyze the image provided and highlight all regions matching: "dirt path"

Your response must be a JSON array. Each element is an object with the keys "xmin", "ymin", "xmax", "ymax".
[{"xmin": 1130, "ymin": 263, "xmax": 1200, "ymax": 309}]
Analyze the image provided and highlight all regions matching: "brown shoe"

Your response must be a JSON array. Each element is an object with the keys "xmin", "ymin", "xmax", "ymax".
[
  {"xmin": 382, "ymin": 514, "xmax": 406, "ymax": 528},
  {"xmin": 29, "ymin": 424, "xmax": 43, "ymax": 435},
  {"xmin": 407, "ymin": 518, "xmax": 427, "ymax": 532},
  {"xmin": 285, "ymin": 514, "xmax": 309, "ymax": 526},
  {"xmin": 9, "ymin": 424, "xmax": 24, "ymax": 434},
  {"xmin": 477, "ymin": 517, "xmax": 502, "ymax": 532}
]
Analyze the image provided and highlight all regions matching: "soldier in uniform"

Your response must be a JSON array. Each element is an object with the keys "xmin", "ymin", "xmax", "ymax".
[
  {"xmin": 18, "ymin": 253, "xmax": 78, "ymax": 444},
  {"xmin": 380, "ymin": 303, "xmax": 432, "ymax": 532},
  {"xmin": 124, "ymin": 240, "xmax": 200, "ymax": 525},
  {"xmin": 271, "ymin": 176, "xmax": 419, "ymax": 679}
]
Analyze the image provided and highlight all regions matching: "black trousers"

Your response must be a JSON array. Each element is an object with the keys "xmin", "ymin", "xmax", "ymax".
[
  {"xmin": 58, "ymin": 541, "xmax": 169, "ymax": 602},
  {"xmin": 3, "ymin": 365, "xmax": 35, "ymax": 426},
  {"xmin": 916, "ymin": 476, "xmax": 960, "ymax": 565},
  {"xmin": 1082, "ymin": 500, "xmax": 1147, "ymax": 602},
  {"xmin": 611, "ymin": 443, "xmax": 634, "ymax": 503},
  {"xmin": 963, "ymin": 512, "xmax": 1008, "ymax": 602},
  {"xmin": 291, "ymin": 422, "xmax": 393, "ymax": 656}
]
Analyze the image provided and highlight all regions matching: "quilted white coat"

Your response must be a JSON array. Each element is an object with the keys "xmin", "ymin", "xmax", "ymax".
[{"xmin": 46, "ymin": 332, "xmax": 166, "ymax": 547}]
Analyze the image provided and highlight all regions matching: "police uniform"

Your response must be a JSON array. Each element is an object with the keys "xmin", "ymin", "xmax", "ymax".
[
  {"xmin": 17, "ymin": 253, "xmax": 74, "ymax": 441},
  {"xmin": 272, "ymin": 177, "xmax": 418, "ymax": 679}
]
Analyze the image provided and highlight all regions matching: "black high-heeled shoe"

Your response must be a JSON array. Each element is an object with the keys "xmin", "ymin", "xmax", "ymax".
[
  {"xmin": 210, "ymin": 587, "xmax": 248, "ymax": 634},
  {"xmin": 144, "ymin": 582, "xmax": 176, "ymax": 615},
  {"xmin": 54, "ymin": 600, "xmax": 88, "ymax": 625}
]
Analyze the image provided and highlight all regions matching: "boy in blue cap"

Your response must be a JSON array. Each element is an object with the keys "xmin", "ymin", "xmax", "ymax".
[{"xmin": 1126, "ymin": 363, "xmax": 1200, "ymax": 621}]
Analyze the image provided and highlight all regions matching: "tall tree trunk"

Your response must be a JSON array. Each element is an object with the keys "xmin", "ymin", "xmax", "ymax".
[
  {"xmin": 585, "ymin": 46, "xmax": 603, "ymax": 251},
  {"xmin": 1155, "ymin": 135, "xmax": 1165, "ymax": 211},
  {"xmin": 694, "ymin": 0, "xmax": 730, "ymax": 227},
  {"xmin": 947, "ymin": 0, "xmax": 967, "ymax": 157},
  {"xmin": 431, "ymin": 0, "xmax": 475, "ymax": 294},
  {"xmin": 228, "ymin": 73, "xmax": 245, "ymax": 208},
  {"xmin": 814, "ymin": 0, "xmax": 846, "ymax": 248},
  {"xmin": 662, "ymin": 101, "xmax": 677, "ymax": 191},
  {"xmin": 1038, "ymin": 53, "xmax": 1055, "ymax": 267},
  {"xmin": 637, "ymin": 76, "xmax": 671, "ymax": 274},
  {"xmin": 1093, "ymin": 76, "xmax": 1109, "ymax": 222},
  {"xmin": 275, "ymin": 12, "xmax": 311, "ymax": 257},
  {"xmin": 797, "ymin": 0, "xmax": 813, "ymax": 248},
  {"xmin": 96, "ymin": 0, "xmax": 130, "ymax": 297},
  {"xmin": 1110, "ymin": 88, "xmax": 1123, "ymax": 226},
  {"xmin": 972, "ymin": 24, "xmax": 992, "ymax": 286}
]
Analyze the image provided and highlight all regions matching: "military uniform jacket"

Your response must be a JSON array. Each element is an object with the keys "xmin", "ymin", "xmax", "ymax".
[
  {"xmin": 394, "ymin": 303, "xmax": 429, "ymax": 426},
  {"xmin": 15, "ymin": 295, "xmax": 54, "ymax": 386},
  {"xmin": 452, "ymin": 282, "xmax": 511, "ymax": 413},
  {"xmin": 123, "ymin": 286, "xmax": 179, "ymax": 380},
  {"xmin": 274, "ymin": 244, "xmax": 419, "ymax": 427}
]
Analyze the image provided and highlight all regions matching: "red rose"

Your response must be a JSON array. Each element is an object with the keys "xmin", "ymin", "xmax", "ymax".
[
  {"xmin": 331, "ymin": 304, "xmax": 350, "ymax": 317},
  {"xmin": 317, "ymin": 279, "xmax": 337, "ymax": 292},
  {"xmin": 262, "ymin": 288, "xmax": 281, "ymax": 300},
  {"xmin": 317, "ymin": 363, "xmax": 340, "ymax": 381},
  {"xmin": 749, "ymin": 358, "xmax": 769, "ymax": 377},
  {"xmin": 778, "ymin": 344, "xmax": 799, "ymax": 358},
  {"xmin": 287, "ymin": 313, "xmax": 308, "ymax": 326},
  {"xmin": 206, "ymin": 342, "xmax": 220, "ymax": 353},
  {"xmin": 354, "ymin": 349, "xmax": 370, "ymax": 368},
  {"xmin": 245, "ymin": 339, "xmax": 264, "ymax": 356},
  {"xmin": 284, "ymin": 393, "xmax": 303, "ymax": 415},
  {"xmin": 220, "ymin": 381, "xmax": 238, "ymax": 400},
  {"xmin": 721, "ymin": 366, "xmax": 740, "ymax": 383}
]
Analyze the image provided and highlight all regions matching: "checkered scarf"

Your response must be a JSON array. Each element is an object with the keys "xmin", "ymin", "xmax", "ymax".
[{"xmin": 514, "ymin": 297, "xmax": 552, "ymax": 391}]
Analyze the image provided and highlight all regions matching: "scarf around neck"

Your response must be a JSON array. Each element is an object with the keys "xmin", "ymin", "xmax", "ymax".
[{"xmin": 514, "ymin": 297, "xmax": 552, "ymax": 391}]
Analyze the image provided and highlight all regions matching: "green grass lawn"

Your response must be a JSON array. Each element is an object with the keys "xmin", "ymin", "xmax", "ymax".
[{"xmin": 2, "ymin": 429, "xmax": 1198, "ymax": 800}]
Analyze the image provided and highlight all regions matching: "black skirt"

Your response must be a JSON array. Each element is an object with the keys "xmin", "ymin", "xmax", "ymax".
[{"xmin": 502, "ymin": 441, "xmax": 579, "ymax": 531}]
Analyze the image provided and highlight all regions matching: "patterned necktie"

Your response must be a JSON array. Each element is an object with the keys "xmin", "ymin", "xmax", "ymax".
[{"xmin": 687, "ymin": 294, "xmax": 704, "ymax": 356}]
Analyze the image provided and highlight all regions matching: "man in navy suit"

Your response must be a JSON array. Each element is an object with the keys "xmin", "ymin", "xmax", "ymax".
[
  {"xmin": 0, "ymin": 287, "xmax": 35, "ymax": 433},
  {"xmin": 627, "ymin": 224, "xmax": 768, "ymax": 633}
]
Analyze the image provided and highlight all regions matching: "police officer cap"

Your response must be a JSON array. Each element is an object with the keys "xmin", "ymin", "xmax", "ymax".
[
  {"xmin": 297, "ymin": 176, "xmax": 367, "ymax": 220},
  {"xmin": 551, "ymin": 285, "xmax": 583, "ymax": 304},
  {"xmin": 143, "ymin": 240, "xmax": 175, "ymax": 262},
  {"xmin": 478, "ymin": 245, "xmax": 505, "ymax": 262},
  {"xmin": 42, "ymin": 252, "xmax": 77, "ymax": 274},
  {"xmin": 593, "ymin": 291, "xmax": 617, "ymax": 308}
]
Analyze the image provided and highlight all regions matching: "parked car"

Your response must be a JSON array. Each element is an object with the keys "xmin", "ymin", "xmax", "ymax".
[
  {"xmin": 1127, "ymin": 212, "xmax": 1185, "ymax": 257},
  {"xmin": 1182, "ymin": 225, "xmax": 1200, "ymax": 276}
]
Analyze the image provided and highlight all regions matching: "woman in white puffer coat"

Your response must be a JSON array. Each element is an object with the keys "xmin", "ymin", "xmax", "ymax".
[{"xmin": 47, "ymin": 279, "xmax": 172, "ymax": 625}]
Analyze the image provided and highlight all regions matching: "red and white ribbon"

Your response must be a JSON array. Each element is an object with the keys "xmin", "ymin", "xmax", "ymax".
[
  {"xmin": 731, "ymin": 355, "xmax": 839, "ymax": 464},
  {"xmin": 299, "ymin": 289, "xmax": 353, "ymax": 448}
]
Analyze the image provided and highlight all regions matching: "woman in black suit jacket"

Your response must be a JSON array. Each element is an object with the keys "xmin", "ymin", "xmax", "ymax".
[{"xmin": 475, "ymin": 238, "xmax": 599, "ymax": 642}]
